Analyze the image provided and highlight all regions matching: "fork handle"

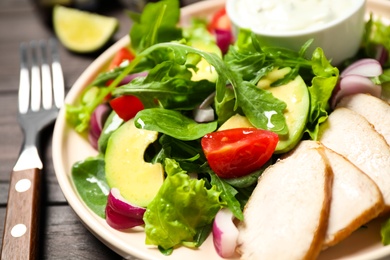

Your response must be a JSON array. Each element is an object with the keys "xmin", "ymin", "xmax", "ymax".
[{"xmin": 1, "ymin": 168, "xmax": 41, "ymax": 260}]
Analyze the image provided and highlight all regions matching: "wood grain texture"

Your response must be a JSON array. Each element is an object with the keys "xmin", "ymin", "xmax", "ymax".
[{"xmin": 0, "ymin": 0, "xmax": 204, "ymax": 259}]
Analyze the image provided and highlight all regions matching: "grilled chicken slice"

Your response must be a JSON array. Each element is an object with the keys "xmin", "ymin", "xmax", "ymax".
[
  {"xmin": 291, "ymin": 140, "xmax": 384, "ymax": 248},
  {"xmin": 318, "ymin": 107, "xmax": 390, "ymax": 213},
  {"xmin": 237, "ymin": 147, "xmax": 332, "ymax": 260},
  {"xmin": 337, "ymin": 93, "xmax": 390, "ymax": 146}
]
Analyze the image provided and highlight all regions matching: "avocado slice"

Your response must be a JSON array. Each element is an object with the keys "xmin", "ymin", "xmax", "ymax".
[
  {"xmin": 218, "ymin": 68, "xmax": 310, "ymax": 154},
  {"xmin": 258, "ymin": 68, "xmax": 310, "ymax": 153},
  {"xmin": 188, "ymin": 40, "xmax": 222, "ymax": 83},
  {"xmin": 105, "ymin": 118, "xmax": 164, "ymax": 207}
]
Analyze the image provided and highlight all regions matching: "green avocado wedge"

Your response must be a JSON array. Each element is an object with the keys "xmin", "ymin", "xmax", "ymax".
[
  {"xmin": 105, "ymin": 118, "xmax": 164, "ymax": 207},
  {"xmin": 257, "ymin": 68, "xmax": 310, "ymax": 153}
]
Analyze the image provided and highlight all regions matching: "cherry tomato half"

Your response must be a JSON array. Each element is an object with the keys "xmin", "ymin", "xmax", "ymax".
[
  {"xmin": 108, "ymin": 47, "xmax": 135, "ymax": 70},
  {"xmin": 201, "ymin": 128, "xmax": 278, "ymax": 178},
  {"xmin": 208, "ymin": 7, "xmax": 231, "ymax": 32},
  {"xmin": 109, "ymin": 95, "xmax": 144, "ymax": 121}
]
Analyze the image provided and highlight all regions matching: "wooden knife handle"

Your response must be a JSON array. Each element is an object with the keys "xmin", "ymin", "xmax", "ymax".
[{"xmin": 1, "ymin": 168, "xmax": 41, "ymax": 260}]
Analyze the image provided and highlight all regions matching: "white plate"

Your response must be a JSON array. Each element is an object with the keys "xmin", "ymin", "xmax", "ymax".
[{"xmin": 52, "ymin": 0, "xmax": 390, "ymax": 259}]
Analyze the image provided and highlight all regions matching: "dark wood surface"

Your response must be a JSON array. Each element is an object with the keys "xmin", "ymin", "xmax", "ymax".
[{"xmin": 0, "ymin": 0, "xmax": 202, "ymax": 259}]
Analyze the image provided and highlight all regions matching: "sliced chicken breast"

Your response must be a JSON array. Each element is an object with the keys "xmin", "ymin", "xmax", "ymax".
[
  {"xmin": 318, "ymin": 107, "xmax": 390, "ymax": 213},
  {"xmin": 337, "ymin": 93, "xmax": 390, "ymax": 146},
  {"xmin": 291, "ymin": 140, "xmax": 384, "ymax": 248},
  {"xmin": 237, "ymin": 147, "xmax": 332, "ymax": 260}
]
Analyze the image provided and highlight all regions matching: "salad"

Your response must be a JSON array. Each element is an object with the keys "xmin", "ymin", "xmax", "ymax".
[{"xmin": 65, "ymin": 0, "xmax": 390, "ymax": 257}]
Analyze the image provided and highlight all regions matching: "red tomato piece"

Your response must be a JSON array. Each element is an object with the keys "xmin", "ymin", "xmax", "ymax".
[
  {"xmin": 108, "ymin": 47, "xmax": 135, "ymax": 70},
  {"xmin": 208, "ymin": 8, "xmax": 231, "ymax": 32},
  {"xmin": 109, "ymin": 95, "xmax": 144, "ymax": 121},
  {"xmin": 201, "ymin": 128, "xmax": 278, "ymax": 178}
]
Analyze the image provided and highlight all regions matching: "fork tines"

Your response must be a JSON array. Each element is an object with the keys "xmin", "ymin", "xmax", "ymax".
[{"xmin": 19, "ymin": 39, "xmax": 64, "ymax": 115}]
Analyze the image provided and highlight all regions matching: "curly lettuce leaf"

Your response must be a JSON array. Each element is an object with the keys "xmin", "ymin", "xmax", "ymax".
[
  {"xmin": 144, "ymin": 158, "xmax": 223, "ymax": 250},
  {"xmin": 306, "ymin": 48, "xmax": 339, "ymax": 139}
]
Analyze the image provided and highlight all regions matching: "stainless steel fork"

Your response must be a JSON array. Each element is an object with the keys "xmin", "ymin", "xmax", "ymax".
[{"xmin": 1, "ymin": 39, "xmax": 64, "ymax": 260}]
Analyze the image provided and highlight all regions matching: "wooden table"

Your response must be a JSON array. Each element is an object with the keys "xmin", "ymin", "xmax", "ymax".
[{"xmin": 0, "ymin": 0, "xmax": 202, "ymax": 258}]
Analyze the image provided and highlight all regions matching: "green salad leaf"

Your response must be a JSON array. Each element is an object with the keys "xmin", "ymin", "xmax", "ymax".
[
  {"xmin": 113, "ymin": 62, "xmax": 216, "ymax": 110},
  {"xmin": 381, "ymin": 218, "xmax": 390, "ymax": 245},
  {"xmin": 363, "ymin": 14, "xmax": 390, "ymax": 68},
  {"xmin": 134, "ymin": 108, "xmax": 218, "ymax": 141},
  {"xmin": 118, "ymin": 42, "xmax": 288, "ymax": 133},
  {"xmin": 72, "ymin": 156, "xmax": 109, "ymax": 218},
  {"xmin": 144, "ymin": 158, "xmax": 223, "ymax": 250},
  {"xmin": 306, "ymin": 48, "xmax": 339, "ymax": 139},
  {"xmin": 224, "ymin": 29, "xmax": 338, "ymax": 140},
  {"xmin": 129, "ymin": 0, "xmax": 182, "ymax": 53}
]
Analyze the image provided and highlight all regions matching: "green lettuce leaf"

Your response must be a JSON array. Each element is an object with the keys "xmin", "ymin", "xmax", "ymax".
[
  {"xmin": 129, "ymin": 0, "xmax": 182, "ymax": 53},
  {"xmin": 143, "ymin": 158, "xmax": 223, "ymax": 250},
  {"xmin": 306, "ymin": 48, "xmax": 339, "ymax": 139}
]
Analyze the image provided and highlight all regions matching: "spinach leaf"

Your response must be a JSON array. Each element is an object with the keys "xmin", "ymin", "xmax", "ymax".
[
  {"xmin": 193, "ymin": 223, "xmax": 213, "ymax": 247},
  {"xmin": 129, "ymin": 0, "xmax": 182, "ymax": 53},
  {"xmin": 71, "ymin": 157, "xmax": 109, "ymax": 218},
  {"xmin": 135, "ymin": 108, "xmax": 218, "ymax": 141},
  {"xmin": 98, "ymin": 110, "xmax": 124, "ymax": 154}
]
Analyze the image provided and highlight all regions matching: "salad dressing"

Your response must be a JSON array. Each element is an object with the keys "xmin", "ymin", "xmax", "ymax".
[
  {"xmin": 234, "ymin": 0, "xmax": 357, "ymax": 32},
  {"xmin": 265, "ymin": 111, "xmax": 277, "ymax": 128}
]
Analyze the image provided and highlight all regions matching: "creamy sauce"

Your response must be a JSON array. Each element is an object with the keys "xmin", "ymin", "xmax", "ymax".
[{"xmin": 234, "ymin": 0, "xmax": 358, "ymax": 33}]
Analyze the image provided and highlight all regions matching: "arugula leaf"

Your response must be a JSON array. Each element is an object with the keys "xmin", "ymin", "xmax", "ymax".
[
  {"xmin": 129, "ymin": 0, "xmax": 182, "ymax": 53},
  {"xmin": 135, "ymin": 108, "xmax": 218, "ymax": 141},
  {"xmin": 66, "ymin": 53, "xmax": 142, "ymax": 133},
  {"xmin": 144, "ymin": 158, "xmax": 223, "ymax": 250},
  {"xmin": 236, "ymin": 81, "xmax": 288, "ymax": 134},
  {"xmin": 203, "ymin": 165, "xmax": 244, "ymax": 220},
  {"xmin": 127, "ymin": 42, "xmax": 288, "ymax": 133},
  {"xmin": 71, "ymin": 156, "xmax": 109, "ymax": 218},
  {"xmin": 114, "ymin": 61, "xmax": 216, "ymax": 110},
  {"xmin": 225, "ymin": 29, "xmax": 338, "ymax": 139},
  {"xmin": 224, "ymin": 30, "xmax": 313, "ymax": 83}
]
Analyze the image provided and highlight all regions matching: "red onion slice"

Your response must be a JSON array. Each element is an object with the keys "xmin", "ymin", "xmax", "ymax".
[
  {"xmin": 331, "ymin": 74, "xmax": 381, "ymax": 108},
  {"xmin": 214, "ymin": 29, "xmax": 233, "ymax": 54},
  {"xmin": 375, "ymin": 45, "xmax": 389, "ymax": 66},
  {"xmin": 118, "ymin": 72, "xmax": 148, "ymax": 86},
  {"xmin": 194, "ymin": 106, "xmax": 215, "ymax": 123},
  {"xmin": 105, "ymin": 205, "xmax": 144, "ymax": 230},
  {"xmin": 89, "ymin": 104, "xmax": 110, "ymax": 149},
  {"xmin": 212, "ymin": 208, "xmax": 239, "ymax": 258},
  {"xmin": 341, "ymin": 58, "xmax": 383, "ymax": 78},
  {"xmin": 107, "ymin": 188, "xmax": 146, "ymax": 219},
  {"xmin": 105, "ymin": 188, "xmax": 146, "ymax": 230}
]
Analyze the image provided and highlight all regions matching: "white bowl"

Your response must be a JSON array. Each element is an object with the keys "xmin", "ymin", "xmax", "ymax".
[{"xmin": 226, "ymin": 0, "xmax": 366, "ymax": 65}]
